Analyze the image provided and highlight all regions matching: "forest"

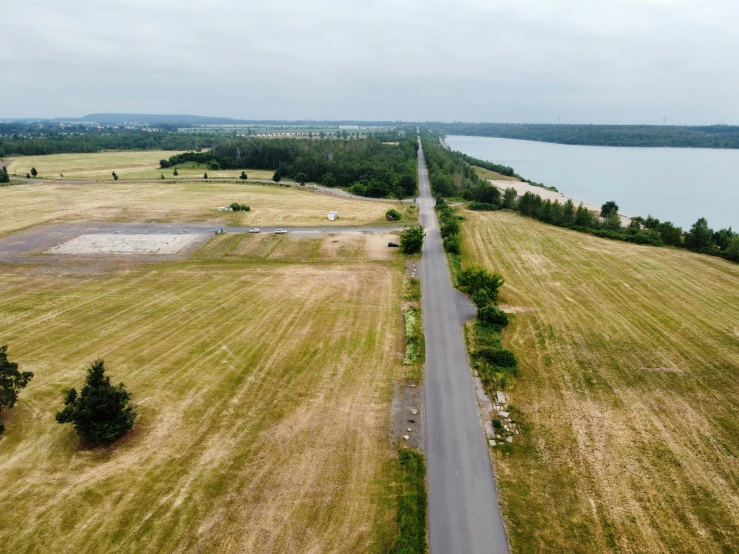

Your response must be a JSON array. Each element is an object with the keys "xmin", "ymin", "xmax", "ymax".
[
  {"xmin": 430, "ymin": 123, "xmax": 739, "ymax": 149},
  {"xmin": 167, "ymin": 137, "xmax": 419, "ymax": 198},
  {"xmin": 0, "ymin": 124, "xmax": 212, "ymax": 156}
]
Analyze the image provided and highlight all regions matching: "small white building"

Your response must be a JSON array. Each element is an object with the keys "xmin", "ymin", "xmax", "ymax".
[{"xmin": 328, "ymin": 211, "xmax": 339, "ymax": 221}]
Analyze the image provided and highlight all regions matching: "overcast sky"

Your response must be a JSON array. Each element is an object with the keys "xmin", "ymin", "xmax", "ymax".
[{"xmin": 3, "ymin": 0, "xmax": 738, "ymax": 124}]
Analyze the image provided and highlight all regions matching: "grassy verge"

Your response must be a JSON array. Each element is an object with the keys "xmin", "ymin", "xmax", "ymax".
[
  {"xmin": 403, "ymin": 274, "xmax": 424, "ymax": 382},
  {"xmin": 388, "ymin": 449, "xmax": 427, "ymax": 554}
]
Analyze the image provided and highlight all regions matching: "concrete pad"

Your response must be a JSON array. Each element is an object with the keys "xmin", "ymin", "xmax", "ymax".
[{"xmin": 47, "ymin": 233, "xmax": 200, "ymax": 255}]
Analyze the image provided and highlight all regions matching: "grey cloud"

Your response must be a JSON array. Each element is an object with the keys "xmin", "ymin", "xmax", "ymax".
[{"xmin": 2, "ymin": 0, "xmax": 738, "ymax": 123}]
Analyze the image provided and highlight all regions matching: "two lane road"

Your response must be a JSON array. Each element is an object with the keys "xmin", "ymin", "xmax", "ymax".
[{"xmin": 418, "ymin": 138, "xmax": 510, "ymax": 554}]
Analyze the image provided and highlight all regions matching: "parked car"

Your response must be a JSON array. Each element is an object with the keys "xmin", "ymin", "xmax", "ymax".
[
  {"xmin": 274, "ymin": 229, "xmax": 287, "ymax": 234},
  {"xmin": 248, "ymin": 228, "xmax": 260, "ymax": 233},
  {"xmin": 388, "ymin": 241, "xmax": 399, "ymax": 247}
]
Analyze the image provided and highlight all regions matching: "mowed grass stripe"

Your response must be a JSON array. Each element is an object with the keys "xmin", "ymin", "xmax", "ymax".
[
  {"xmin": 0, "ymin": 261, "xmax": 402, "ymax": 553},
  {"xmin": 461, "ymin": 210, "xmax": 739, "ymax": 553}
]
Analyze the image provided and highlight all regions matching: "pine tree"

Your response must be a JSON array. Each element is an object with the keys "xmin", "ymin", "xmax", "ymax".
[
  {"xmin": 0, "ymin": 167, "xmax": 9, "ymax": 183},
  {"xmin": 30, "ymin": 167, "xmax": 38, "ymax": 177},
  {"xmin": 240, "ymin": 171, "xmax": 247, "ymax": 181},
  {"xmin": 112, "ymin": 171, "xmax": 119, "ymax": 181},
  {"xmin": 55, "ymin": 359, "xmax": 136, "ymax": 444},
  {"xmin": 0, "ymin": 345, "xmax": 34, "ymax": 433}
]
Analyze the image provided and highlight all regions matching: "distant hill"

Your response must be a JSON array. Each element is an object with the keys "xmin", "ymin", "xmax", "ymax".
[
  {"xmin": 66, "ymin": 113, "xmax": 250, "ymax": 125},
  {"xmin": 49, "ymin": 114, "xmax": 402, "ymax": 126}
]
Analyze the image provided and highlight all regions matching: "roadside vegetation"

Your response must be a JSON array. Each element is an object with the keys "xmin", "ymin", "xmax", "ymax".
[
  {"xmin": 462, "ymin": 209, "xmax": 739, "ymax": 553},
  {"xmin": 388, "ymin": 449, "xmax": 427, "ymax": 554},
  {"xmin": 402, "ymin": 275, "xmax": 424, "ymax": 382},
  {"xmin": 399, "ymin": 225, "xmax": 425, "ymax": 255}
]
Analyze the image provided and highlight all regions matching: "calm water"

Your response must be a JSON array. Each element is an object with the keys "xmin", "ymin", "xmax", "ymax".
[{"xmin": 446, "ymin": 135, "xmax": 739, "ymax": 230}]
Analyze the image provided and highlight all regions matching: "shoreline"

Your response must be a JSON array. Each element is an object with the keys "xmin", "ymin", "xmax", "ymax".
[{"xmin": 487, "ymin": 179, "xmax": 631, "ymax": 226}]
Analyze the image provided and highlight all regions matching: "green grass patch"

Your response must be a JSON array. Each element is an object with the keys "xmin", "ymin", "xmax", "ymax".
[
  {"xmin": 388, "ymin": 449, "xmax": 427, "ymax": 554},
  {"xmin": 404, "ymin": 277, "xmax": 421, "ymax": 302},
  {"xmin": 403, "ymin": 308, "xmax": 422, "ymax": 366}
]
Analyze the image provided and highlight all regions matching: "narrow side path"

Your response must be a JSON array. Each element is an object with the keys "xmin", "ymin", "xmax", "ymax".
[{"xmin": 418, "ymin": 137, "xmax": 510, "ymax": 554}]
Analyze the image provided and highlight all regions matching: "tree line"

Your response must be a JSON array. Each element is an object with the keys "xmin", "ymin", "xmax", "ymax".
[
  {"xmin": 421, "ymin": 131, "xmax": 739, "ymax": 263},
  {"xmin": 167, "ymin": 137, "xmax": 419, "ymax": 198},
  {"xmin": 0, "ymin": 125, "xmax": 217, "ymax": 157},
  {"xmin": 428, "ymin": 123, "xmax": 739, "ymax": 149}
]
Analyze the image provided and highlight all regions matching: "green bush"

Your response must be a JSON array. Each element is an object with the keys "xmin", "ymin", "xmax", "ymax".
[
  {"xmin": 474, "ymin": 348, "xmax": 517, "ymax": 368},
  {"xmin": 443, "ymin": 234, "xmax": 460, "ymax": 254},
  {"xmin": 206, "ymin": 160, "xmax": 221, "ymax": 170},
  {"xmin": 457, "ymin": 266, "xmax": 504, "ymax": 303},
  {"xmin": 400, "ymin": 225, "xmax": 425, "ymax": 255},
  {"xmin": 228, "ymin": 202, "xmax": 250, "ymax": 212},
  {"xmin": 386, "ymin": 208, "xmax": 402, "ymax": 221},
  {"xmin": 478, "ymin": 305, "xmax": 509, "ymax": 327},
  {"xmin": 468, "ymin": 202, "xmax": 498, "ymax": 211},
  {"xmin": 440, "ymin": 218, "xmax": 459, "ymax": 238},
  {"xmin": 295, "ymin": 172, "xmax": 308, "ymax": 185}
]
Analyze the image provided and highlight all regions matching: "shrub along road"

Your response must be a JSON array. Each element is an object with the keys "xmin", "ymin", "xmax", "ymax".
[{"xmin": 418, "ymin": 137, "xmax": 510, "ymax": 554}]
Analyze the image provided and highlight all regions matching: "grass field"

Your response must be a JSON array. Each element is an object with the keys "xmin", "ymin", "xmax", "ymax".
[
  {"xmin": 0, "ymin": 258, "xmax": 405, "ymax": 553},
  {"xmin": 462, "ymin": 210, "xmax": 739, "ymax": 553},
  {"xmin": 0, "ymin": 181, "xmax": 401, "ymax": 237},
  {"xmin": 473, "ymin": 166, "xmax": 520, "ymax": 182},
  {"xmin": 5, "ymin": 151, "xmax": 275, "ymax": 181}
]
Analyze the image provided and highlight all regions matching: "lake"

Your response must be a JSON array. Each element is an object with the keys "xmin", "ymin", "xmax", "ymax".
[{"xmin": 445, "ymin": 135, "xmax": 739, "ymax": 230}]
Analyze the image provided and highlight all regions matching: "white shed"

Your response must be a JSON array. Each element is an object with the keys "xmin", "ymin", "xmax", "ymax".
[{"xmin": 328, "ymin": 211, "xmax": 339, "ymax": 221}]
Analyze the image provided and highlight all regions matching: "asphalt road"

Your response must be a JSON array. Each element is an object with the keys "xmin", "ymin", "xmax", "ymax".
[{"xmin": 418, "ymin": 138, "xmax": 510, "ymax": 554}]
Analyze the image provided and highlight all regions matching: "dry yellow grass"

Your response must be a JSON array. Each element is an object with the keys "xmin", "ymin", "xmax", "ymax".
[
  {"xmin": 0, "ymin": 181, "xmax": 397, "ymax": 237},
  {"xmin": 197, "ymin": 233, "xmax": 400, "ymax": 263},
  {"xmin": 462, "ymin": 210, "xmax": 739, "ymax": 553},
  {"xmin": 5, "ymin": 151, "xmax": 275, "ymax": 181},
  {"xmin": 0, "ymin": 259, "xmax": 404, "ymax": 553}
]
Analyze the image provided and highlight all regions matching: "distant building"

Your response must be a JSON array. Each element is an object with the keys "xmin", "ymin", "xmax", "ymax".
[{"xmin": 328, "ymin": 211, "xmax": 339, "ymax": 221}]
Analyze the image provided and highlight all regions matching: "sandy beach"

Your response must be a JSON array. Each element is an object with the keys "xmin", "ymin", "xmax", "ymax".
[{"xmin": 488, "ymin": 179, "xmax": 631, "ymax": 225}]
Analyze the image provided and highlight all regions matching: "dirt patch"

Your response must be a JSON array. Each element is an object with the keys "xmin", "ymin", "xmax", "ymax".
[
  {"xmin": 405, "ymin": 259, "xmax": 418, "ymax": 278},
  {"xmin": 318, "ymin": 232, "xmax": 364, "ymax": 260},
  {"xmin": 498, "ymin": 304, "xmax": 536, "ymax": 313},
  {"xmin": 390, "ymin": 382, "xmax": 425, "ymax": 452},
  {"xmin": 364, "ymin": 232, "xmax": 399, "ymax": 261}
]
